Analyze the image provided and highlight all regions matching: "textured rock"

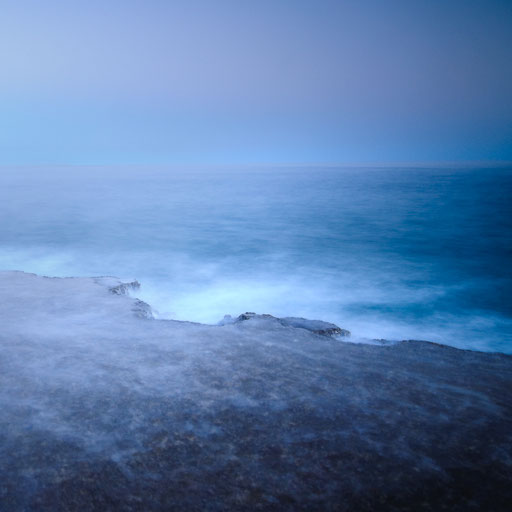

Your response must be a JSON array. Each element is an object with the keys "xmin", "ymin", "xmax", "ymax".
[
  {"xmin": 231, "ymin": 311, "xmax": 351, "ymax": 337},
  {"xmin": 107, "ymin": 279, "xmax": 141, "ymax": 295},
  {"xmin": 0, "ymin": 271, "xmax": 511, "ymax": 511}
]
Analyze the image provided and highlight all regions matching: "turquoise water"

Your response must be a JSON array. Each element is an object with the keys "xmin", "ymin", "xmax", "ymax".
[{"xmin": 1, "ymin": 165, "xmax": 511, "ymax": 353}]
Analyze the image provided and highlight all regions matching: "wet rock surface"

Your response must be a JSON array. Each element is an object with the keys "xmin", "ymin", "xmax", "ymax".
[
  {"xmin": 225, "ymin": 312, "xmax": 351, "ymax": 337},
  {"xmin": 1, "ymin": 272, "xmax": 511, "ymax": 511}
]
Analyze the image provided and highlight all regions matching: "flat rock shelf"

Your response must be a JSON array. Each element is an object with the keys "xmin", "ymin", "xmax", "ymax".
[{"xmin": 0, "ymin": 271, "xmax": 511, "ymax": 511}]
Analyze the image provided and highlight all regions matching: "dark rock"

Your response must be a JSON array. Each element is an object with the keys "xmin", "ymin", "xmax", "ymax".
[
  {"xmin": 132, "ymin": 298, "xmax": 153, "ymax": 319},
  {"xmin": 233, "ymin": 312, "xmax": 351, "ymax": 337},
  {"xmin": 109, "ymin": 280, "xmax": 141, "ymax": 295},
  {"xmin": 2, "ymin": 272, "xmax": 512, "ymax": 511},
  {"xmin": 280, "ymin": 316, "xmax": 350, "ymax": 337}
]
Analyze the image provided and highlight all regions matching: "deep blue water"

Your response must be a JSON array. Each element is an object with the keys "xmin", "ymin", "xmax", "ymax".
[{"xmin": 1, "ymin": 165, "xmax": 511, "ymax": 353}]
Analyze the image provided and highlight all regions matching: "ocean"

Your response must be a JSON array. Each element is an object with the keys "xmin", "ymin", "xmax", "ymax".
[{"xmin": 1, "ymin": 164, "xmax": 511, "ymax": 353}]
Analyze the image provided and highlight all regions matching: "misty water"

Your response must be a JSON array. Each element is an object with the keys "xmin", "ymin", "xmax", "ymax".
[{"xmin": 1, "ymin": 165, "xmax": 511, "ymax": 353}]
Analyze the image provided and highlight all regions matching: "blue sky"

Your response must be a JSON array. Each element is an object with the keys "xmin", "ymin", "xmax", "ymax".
[{"xmin": 1, "ymin": 0, "xmax": 511, "ymax": 164}]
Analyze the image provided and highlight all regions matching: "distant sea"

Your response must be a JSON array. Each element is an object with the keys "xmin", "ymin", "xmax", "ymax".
[{"xmin": 1, "ymin": 165, "xmax": 511, "ymax": 353}]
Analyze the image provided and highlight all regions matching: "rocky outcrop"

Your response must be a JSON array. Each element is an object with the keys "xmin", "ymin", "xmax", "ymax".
[
  {"xmin": 104, "ymin": 278, "xmax": 154, "ymax": 318},
  {"xmin": 1, "ymin": 271, "xmax": 512, "ymax": 511},
  {"xmin": 222, "ymin": 312, "xmax": 351, "ymax": 337},
  {"xmin": 131, "ymin": 298, "xmax": 154, "ymax": 319},
  {"xmin": 108, "ymin": 280, "xmax": 141, "ymax": 296},
  {"xmin": 279, "ymin": 316, "xmax": 350, "ymax": 337}
]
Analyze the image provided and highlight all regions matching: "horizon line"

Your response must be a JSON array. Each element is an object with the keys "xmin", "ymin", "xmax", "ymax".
[{"xmin": 1, "ymin": 160, "xmax": 512, "ymax": 169}]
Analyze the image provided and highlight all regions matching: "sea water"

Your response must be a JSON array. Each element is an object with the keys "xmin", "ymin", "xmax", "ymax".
[{"xmin": 0, "ymin": 165, "xmax": 510, "ymax": 353}]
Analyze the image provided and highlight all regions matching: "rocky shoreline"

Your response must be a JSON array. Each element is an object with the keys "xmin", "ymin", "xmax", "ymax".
[{"xmin": 1, "ymin": 271, "xmax": 511, "ymax": 511}]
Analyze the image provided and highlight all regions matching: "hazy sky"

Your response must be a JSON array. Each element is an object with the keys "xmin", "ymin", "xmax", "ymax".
[{"xmin": 1, "ymin": 0, "xmax": 511, "ymax": 164}]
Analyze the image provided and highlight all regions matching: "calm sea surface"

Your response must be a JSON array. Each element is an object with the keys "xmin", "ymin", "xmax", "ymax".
[{"xmin": 1, "ymin": 165, "xmax": 511, "ymax": 353}]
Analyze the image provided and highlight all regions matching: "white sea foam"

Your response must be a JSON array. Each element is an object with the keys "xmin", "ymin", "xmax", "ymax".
[{"xmin": 1, "ymin": 165, "xmax": 511, "ymax": 353}]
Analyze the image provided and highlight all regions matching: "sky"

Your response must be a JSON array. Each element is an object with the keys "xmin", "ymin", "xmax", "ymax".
[{"xmin": 0, "ymin": 0, "xmax": 511, "ymax": 164}]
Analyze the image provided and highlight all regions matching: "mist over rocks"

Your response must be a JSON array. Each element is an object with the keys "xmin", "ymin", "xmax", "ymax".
[
  {"xmin": 1, "ymin": 271, "xmax": 512, "ymax": 511},
  {"xmin": 221, "ymin": 312, "xmax": 351, "ymax": 337},
  {"xmin": 107, "ymin": 279, "xmax": 142, "ymax": 296}
]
